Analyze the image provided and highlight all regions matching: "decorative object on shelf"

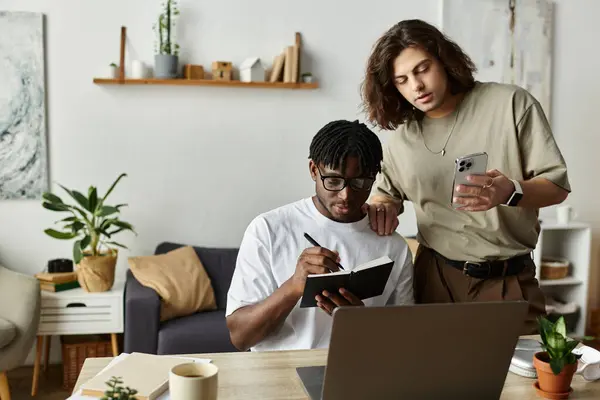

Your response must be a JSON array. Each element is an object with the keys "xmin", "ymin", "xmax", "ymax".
[
  {"xmin": 533, "ymin": 316, "xmax": 582, "ymax": 399},
  {"xmin": 108, "ymin": 63, "xmax": 119, "ymax": 78},
  {"xmin": 0, "ymin": 11, "xmax": 49, "ymax": 200},
  {"xmin": 301, "ymin": 72, "xmax": 313, "ymax": 83},
  {"xmin": 183, "ymin": 64, "xmax": 204, "ymax": 80},
  {"xmin": 240, "ymin": 57, "xmax": 265, "ymax": 82},
  {"xmin": 153, "ymin": 0, "xmax": 180, "ymax": 79},
  {"xmin": 131, "ymin": 60, "xmax": 146, "ymax": 79},
  {"xmin": 212, "ymin": 61, "xmax": 233, "ymax": 81},
  {"xmin": 557, "ymin": 204, "xmax": 576, "ymax": 225},
  {"xmin": 541, "ymin": 257, "xmax": 570, "ymax": 280},
  {"xmin": 41, "ymin": 173, "xmax": 136, "ymax": 292}
]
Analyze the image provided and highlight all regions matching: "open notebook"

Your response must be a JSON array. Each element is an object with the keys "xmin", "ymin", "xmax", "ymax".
[
  {"xmin": 69, "ymin": 353, "xmax": 211, "ymax": 400},
  {"xmin": 300, "ymin": 255, "xmax": 394, "ymax": 308}
]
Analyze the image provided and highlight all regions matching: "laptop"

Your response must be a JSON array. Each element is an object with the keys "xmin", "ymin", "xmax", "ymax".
[{"xmin": 296, "ymin": 301, "xmax": 528, "ymax": 400}]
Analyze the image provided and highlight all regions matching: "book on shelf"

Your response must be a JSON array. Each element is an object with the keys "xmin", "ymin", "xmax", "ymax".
[{"xmin": 39, "ymin": 280, "xmax": 80, "ymax": 292}]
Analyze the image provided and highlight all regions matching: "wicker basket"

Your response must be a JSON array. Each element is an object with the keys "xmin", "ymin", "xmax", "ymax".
[
  {"xmin": 61, "ymin": 334, "xmax": 113, "ymax": 391},
  {"xmin": 540, "ymin": 257, "xmax": 570, "ymax": 280},
  {"xmin": 76, "ymin": 249, "xmax": 118, "ymax": 292}
]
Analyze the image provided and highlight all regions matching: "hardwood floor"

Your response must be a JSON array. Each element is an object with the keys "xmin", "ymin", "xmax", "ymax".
[{"xmin": 5, "ymin": 365, "xmax": 71, "ymax": 400}]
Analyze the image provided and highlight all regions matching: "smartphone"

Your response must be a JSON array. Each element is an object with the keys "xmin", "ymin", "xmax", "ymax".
[{"xmin": 451, "ymin": 152, "xmax": 488, "ymax": 209}]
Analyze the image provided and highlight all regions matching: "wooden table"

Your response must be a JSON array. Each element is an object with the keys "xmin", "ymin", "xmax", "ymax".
[{"xmin": 73, "ymin": 348, "xmax": 600, "ymax": 399}]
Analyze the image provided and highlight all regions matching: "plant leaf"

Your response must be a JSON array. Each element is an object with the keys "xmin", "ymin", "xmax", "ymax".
[
  {"xmin": 42, "ymin": 192, "xmax": 64, "ymax": 204},
  {"xmin": 71, "ymin": 190, "xmax": 90, "ymax": 211},
  {"xmin": 97, "ymin": 206, "xmax": 119, "ymax": 217},
  {"xmin": 550, "ymin": 357, "xmax": 564, "ymax": 375},
  {"xmin": 115, "ymin": 203, "xmax": 128, "ymax": 210},
  {"xmin": 112, "ymin": 220, "xmax": 135, "ymax": 231},
  {"xmin": 80, "ymin": 235, "xmax": 91, "ymax": 250},
  {"xmin": 42, "ymin": 202, "xmax": 70, "ymax": 212},
  {"xmin": 73, "ymin": 240, "xmax": 83, "ymax": 264},
  {"xmin": 66, "ymin": 221, "xmax": 85, "ymax": 233},
  {"xmin": 88, "ymin": 186, "xmax": 98, "ymax": 213},
  {"xmin": 44, "ymin": 229, "xmax": 78, "ymax": 240},
  {"xmin": 555, "ymin": 316, "xmax": 567, "ymax": 338},
  {"xmin": 106, "ymin": 241, "xmax": 128, "ymax": 249},
  {"xmin": 102, "ymin": 173, "xmax": 127, "ymax": 201},
  {"xmin": 55, "ymin": 216, "xmax": 78, "ymax": 224}
]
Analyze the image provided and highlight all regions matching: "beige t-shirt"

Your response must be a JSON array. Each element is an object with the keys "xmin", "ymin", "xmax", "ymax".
[{"xmin": 372, "ymin": 81, "xmax": 571, "ymax": 261}]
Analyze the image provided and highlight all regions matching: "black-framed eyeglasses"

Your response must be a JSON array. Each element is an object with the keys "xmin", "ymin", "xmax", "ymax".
[{"xmin": 317, "ymin": 168, "xmax": 375, "ymax": 192}]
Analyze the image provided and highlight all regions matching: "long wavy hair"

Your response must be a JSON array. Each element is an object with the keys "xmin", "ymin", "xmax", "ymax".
[{"xmin": 361, "ymin": 19, "xmax": 477, "ymax": 130}]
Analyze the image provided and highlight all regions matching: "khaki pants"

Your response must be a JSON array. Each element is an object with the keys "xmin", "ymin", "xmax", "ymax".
[{"xmin": 413, "ymin": 246, "xmax": 546, "ymax": 335}]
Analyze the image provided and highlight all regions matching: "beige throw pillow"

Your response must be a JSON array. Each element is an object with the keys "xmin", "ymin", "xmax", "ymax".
[{"xmin": 128, "ymin": 246, "xmax": 217, "ymax": 321}]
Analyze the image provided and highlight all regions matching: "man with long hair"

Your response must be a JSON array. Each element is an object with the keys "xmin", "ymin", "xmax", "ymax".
[{"xmin": 361, "ymin": 19, "xmax": 570, "ymax": 334}]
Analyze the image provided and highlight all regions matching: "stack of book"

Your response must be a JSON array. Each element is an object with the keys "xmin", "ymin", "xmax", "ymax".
[{"xmin": 35, "ymin": 271, "xmax": 80, "ymax": 292}]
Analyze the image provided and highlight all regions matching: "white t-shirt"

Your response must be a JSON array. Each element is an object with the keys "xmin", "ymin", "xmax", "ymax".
[{"xmin": 225, "ymin": 197, "xmax": 414, "ymax": 352}]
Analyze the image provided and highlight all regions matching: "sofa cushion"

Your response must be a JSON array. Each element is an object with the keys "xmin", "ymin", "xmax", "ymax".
[
  {"xmin": 155, "ymin": 243, "xmax": 239, "ymax": 310},
  {"xmin": 0, "ymin": 317, "xmax": 16, "ymax": 349},
  {"xmin": 157, "ymin": 310, "xmax": 238, "ymax": 354},
  {"xmin": 128, "ymin": 246, "xmax": 217, "ymax": 321}
]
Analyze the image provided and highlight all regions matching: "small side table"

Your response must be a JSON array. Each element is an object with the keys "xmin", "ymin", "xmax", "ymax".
[{"xmin": 31, "ymin": 280, "xmax": 124, "ymax": 396}]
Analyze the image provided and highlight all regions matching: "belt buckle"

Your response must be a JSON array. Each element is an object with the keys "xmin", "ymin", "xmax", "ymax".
[{"xmin": 463, "ymin": 261, "xmax": 490, "ymax": 278}]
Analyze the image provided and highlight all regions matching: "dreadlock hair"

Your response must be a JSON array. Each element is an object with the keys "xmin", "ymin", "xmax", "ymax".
[{"xmin": 308, "ymin": 120, "xmax": 383, "ymax": 177}]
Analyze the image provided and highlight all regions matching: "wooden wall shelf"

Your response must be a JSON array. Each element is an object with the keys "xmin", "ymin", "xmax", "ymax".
[{"xmin": 93, "ymin": 78, "xmax": 318, "ymax": 89}]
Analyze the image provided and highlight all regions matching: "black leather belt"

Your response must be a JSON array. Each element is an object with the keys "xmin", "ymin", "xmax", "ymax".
[{"xmin": 433, "ymin": 250, "xmax": 531, "ymax": 279}]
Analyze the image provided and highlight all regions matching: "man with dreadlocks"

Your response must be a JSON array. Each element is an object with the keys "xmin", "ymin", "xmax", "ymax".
[{"xmin": 225, "ymin": 120, "xmax": 414, "ymax": 352}]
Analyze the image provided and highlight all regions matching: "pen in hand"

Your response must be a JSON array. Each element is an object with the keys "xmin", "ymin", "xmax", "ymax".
[{"xmin": 303, "ymin": 232, "xmax": 345, "ymax": 271}]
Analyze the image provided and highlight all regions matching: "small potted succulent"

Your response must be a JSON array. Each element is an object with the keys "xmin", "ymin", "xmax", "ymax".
[
  {"xmin": 108, "ymin": 63, "xmax": 119, "ymax": 79},
  {"xmin": 301, "ymin": 72, "xmax": 313, "ymax": 83},
  {"xmin": 533, "ymin": 316, "xmax": 581, "ymax": 398}
]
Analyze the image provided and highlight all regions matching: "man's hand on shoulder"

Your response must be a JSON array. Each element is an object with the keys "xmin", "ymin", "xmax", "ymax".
[
  {"xmin": 363, "ymin": 196, "xmax": 400, "ymax": 236},
  {"xmin": 316, "ymin": 288, "xmax": 364, "ymax": 316}
]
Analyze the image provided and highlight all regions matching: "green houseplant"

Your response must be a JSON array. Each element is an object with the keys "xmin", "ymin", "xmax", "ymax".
[
  {"xmin": 101, "ymin": 376, "xmax": 138, "ymax": 400},
  {"xmin": 533, "ymin": 315, "xmax": 582, "ymax": 397},
  {"xmin": 42, "ymin": 173, "xmax": 135, "ymax": 292},
  {"xmin": 153, "ymin": 0, "xmax": 180, "ymax": 79}
]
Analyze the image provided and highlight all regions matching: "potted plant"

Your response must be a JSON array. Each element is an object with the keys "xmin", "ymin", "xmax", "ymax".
[
  {"xmin": 42, "ymin": 173, "xmax": 136, "ymax": 292},
  {"xmin": 101, "ymin": 376, "xmax": 138, "ymax": 400},
  {"xmin": 153, "ymin": 0, "xmax": 180, "ymax": 79},
  {"xmin": 301, "ymin": 72, "xmax": 313, "ymax": 83},
  {"xmin": 533, "ymin": 315, "xmax": 582, "ymax": 398},
  {"xmin": 108, "ymin": 63, "xmax": 119, "ymax": 79}
]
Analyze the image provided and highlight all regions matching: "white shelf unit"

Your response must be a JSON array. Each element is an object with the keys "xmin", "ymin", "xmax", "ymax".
[{"xmin": 532, "ymin": 220, "xmax": 592, "ymax": 337}]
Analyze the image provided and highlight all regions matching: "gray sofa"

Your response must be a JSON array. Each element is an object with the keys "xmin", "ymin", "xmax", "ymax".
[{"xmin": 124, "ymin": 242, "xmax": 240, "ymax": 355}]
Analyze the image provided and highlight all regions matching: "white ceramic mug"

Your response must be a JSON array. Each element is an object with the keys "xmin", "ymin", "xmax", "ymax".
[
  {"xmin": 169, "ymin": 362, "xmax": 218, "ymax": 400},
  {"xmin": 556, "ymin": 205, "xmax": 576, "ymax": 224}
]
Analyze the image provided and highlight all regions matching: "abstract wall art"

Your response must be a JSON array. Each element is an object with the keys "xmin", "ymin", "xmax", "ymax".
[
  {"xmin": 441, "ymin": 0, "xmax": 553, "ymax": 119},
  {"xmin": 0, "ymin": 11, "xmax": 48, "ymax": 200}
]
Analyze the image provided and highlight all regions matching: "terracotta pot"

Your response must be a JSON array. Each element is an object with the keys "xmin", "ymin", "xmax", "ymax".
[
  {"xmin": 76, "ymin": 249, "xmax": 117, "ymax": 292},
  {"xmin": 533, "ymin": 352, "xmax": 577, "ymax": 397}
]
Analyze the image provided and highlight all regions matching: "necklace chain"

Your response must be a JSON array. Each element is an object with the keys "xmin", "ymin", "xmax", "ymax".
[{"xmin": 417, "ymin": 109, "xmax": 460, "ymax": 156}]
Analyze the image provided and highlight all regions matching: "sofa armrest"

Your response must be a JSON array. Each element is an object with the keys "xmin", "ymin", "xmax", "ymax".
[{"xmin": 124, "ymin": 269, "xmax": 161, "ymax": 354}]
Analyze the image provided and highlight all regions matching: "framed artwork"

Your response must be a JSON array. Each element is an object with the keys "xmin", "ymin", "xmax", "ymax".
[{"xmin": 0, "ymin": 11, "xmax": 49, "ymax": 199}]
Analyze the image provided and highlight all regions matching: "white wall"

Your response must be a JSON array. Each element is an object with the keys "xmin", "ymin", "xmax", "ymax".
[{"xmin": 0, "ymin": 0, "xmax": 597, "ymax": 365}]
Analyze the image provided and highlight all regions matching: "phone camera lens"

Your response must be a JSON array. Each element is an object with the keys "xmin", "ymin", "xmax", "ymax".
[
  {"xmin": 459, "ymin": 167, "xmax": 465, "ymax": 172},
  {"xmin": 466, "ymin": 162, "xmax": 472, "ymax": 168},
  {"xmin": 459, "ymin": 161, "xmax": 465, "ymax": 166}
]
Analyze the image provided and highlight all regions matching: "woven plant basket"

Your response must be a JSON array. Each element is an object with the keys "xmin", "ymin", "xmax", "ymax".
[
  {"xmin": 61, "ymin": 334, "xmax": 112, "ymax": 391},
  {"xmin": 540, "ymin": 257, "xmax": 570, "ymax": 280},
  {"xmin": 76, "ymin": 249, "xmax": 118, "ymax": 292}
]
